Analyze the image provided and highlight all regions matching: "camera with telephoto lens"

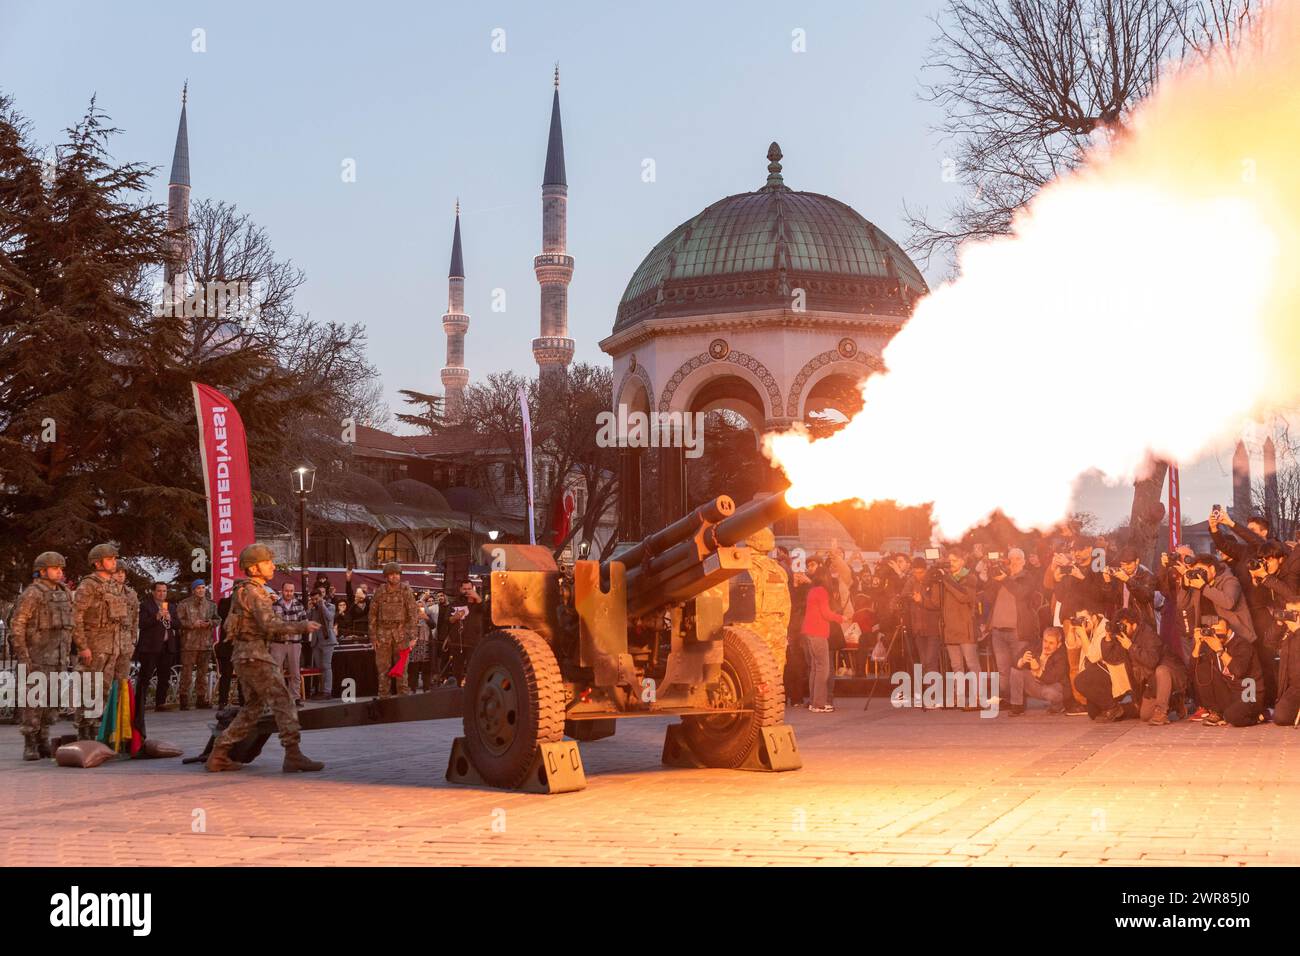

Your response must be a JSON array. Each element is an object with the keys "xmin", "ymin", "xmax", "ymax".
[
  {"xmin": 1184, "ymin": 567, "xmax": 1208, "ymax": 585},
  {"xmin": 1248, "ymin": 556, "xmax": 1266, "ymax": 572},
  {"xmin": 1195, "ymin": 624, "xmax": 1217, "ymax": 638},
  {"xmin": 1278, "ymin": 609, "xmax": 1300, "ymax": 624}
]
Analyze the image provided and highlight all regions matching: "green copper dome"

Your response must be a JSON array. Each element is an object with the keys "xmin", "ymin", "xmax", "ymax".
[{"xmin": 614, "ymin": 143, "xmax": 927, "ymax": 334}]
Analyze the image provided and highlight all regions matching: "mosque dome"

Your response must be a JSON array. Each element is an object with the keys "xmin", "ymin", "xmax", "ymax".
[{"xmin": 614, "ymin": 143, "xmax": 928, "ymax": 334}]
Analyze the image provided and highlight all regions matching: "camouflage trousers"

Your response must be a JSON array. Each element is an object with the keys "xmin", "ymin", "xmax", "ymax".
[
  {"xmin": 19, "ymin": 657, "xmax": 62, "ymax": 744},
  {"xmin": 751, "ymin": 614, "xmax": 787, "ymax": 676},
  {"xmin": 178, "ymin": 647, "xmax": 212, "ymax": 706},
  {"xmin": 114, "ymin": 641, "xmax": 136, "ymax": 681},
  {"xmin": 75, "ymin": 636, "xmax": 119, "ymax": 738},
  {"xmin": 372, "ymin": 633, "xmax": 408, "ymax": 697},
  {"xmin": 215, "ymin": 659, "xmax": 301, "ymax": 749}
]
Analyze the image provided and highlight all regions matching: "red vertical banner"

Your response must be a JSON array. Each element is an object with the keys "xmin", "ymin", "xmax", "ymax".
[
  {"xmin": 1167, "ymin": 464, "xmax": 1182, "ymax": 552},
  {"xmin": 191, "ymin": 383, "xmax": 256, "ymax": 600}
]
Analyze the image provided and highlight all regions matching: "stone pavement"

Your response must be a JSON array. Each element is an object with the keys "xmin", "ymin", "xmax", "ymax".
[{"xmin": 1, "ymin": 700, "xmax": 1297, "ymax": 866}]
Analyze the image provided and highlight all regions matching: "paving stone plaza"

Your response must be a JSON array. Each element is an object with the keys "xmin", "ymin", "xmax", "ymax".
[{"xmin": 3, "ymin": 702, "xmax": 1296, "ymax": 867}]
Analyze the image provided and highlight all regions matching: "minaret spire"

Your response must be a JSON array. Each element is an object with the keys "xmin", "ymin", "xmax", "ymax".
[
  {"xmin": 533, "ymin": 70, "xmax": 574, "ymax": 378},
  {"xmin": 164, "ymin": 83, "xmax": 192, "ymax": 307},
  {"xmin": 441, "ymin": 202, "xmax": 469, "ymax": 421}
]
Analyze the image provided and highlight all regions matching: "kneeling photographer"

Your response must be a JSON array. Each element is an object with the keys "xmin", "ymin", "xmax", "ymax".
[
  {"xmin": 1190, "ymin": 615, "xmax": 1263, "ymax": 727},
  {"xmin": 1113, "ymin": 607, "xmax": 1187, "ymax": 725},
  {"xmin": 1273, "ymin": 600, "xmax": 1300, "ymax": 727},
  {"xmin": 1067, "ymin": 602, "xmax": 1136, "ymax": 722},
  {"xmin": 1006, "ymin": 625, "xmax": 1069, "ymax": 716}
]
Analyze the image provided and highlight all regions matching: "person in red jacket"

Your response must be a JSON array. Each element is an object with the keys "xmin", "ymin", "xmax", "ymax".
[{"xmin": 802, "ymin": 565, "xmax": 847, "ymax": 712}]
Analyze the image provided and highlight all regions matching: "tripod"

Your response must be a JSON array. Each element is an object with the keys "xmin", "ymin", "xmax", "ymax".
[{"xmin": 863, "ymin": 620, "xmax": 920, "ymax": 712}]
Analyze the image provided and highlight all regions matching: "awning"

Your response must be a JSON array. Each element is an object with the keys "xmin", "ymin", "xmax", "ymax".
[{"xmin": 306, "ymin": 500, "xmax": 528, "ymax": 538}]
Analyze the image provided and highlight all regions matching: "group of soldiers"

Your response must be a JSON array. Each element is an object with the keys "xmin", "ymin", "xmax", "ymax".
[
  {"xmin": 9, "ymin": 543, "xmax": 231, "ymax": 761},
  {"xmin": 10, "ymin": 544, "xmax": 137, "ymax": 760},
  {"xmin": 206, "ymin": 547, "xmax": 424, "ymax": 773}
]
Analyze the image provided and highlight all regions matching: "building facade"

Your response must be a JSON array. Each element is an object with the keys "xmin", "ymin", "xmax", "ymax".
[{"xmin": 600, "ymin": 142, "xmax": 929, "ymax": 537}]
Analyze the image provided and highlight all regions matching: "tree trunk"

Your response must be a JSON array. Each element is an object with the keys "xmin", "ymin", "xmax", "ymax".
[{"xmin": 1128, "ymin": 457, "xmax": 1169, "ymax": 566}]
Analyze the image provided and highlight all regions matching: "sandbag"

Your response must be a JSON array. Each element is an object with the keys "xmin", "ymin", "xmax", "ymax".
[
  {"xmin": 138, "ymin": 738, "xmax": 183, "ymax": 759},
  {"xmin": 54, "ymin": 740, "xmax": 117, "ymax": 768}
]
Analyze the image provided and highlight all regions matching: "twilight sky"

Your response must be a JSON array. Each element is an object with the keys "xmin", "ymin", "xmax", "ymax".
[{"xmin": 1, "ymin": 0, "xmax": 1261, "ymax": 531}]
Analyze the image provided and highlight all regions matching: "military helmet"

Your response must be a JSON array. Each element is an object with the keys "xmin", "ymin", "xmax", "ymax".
[
  {"xmin": 88, "ymin": 543, "xmax": 119, "ymax": 564},
  {"xmin": 239, "ymin": 543, "xmax": 275, "ymax": 572},
  {"xmin": 382, "ymin": 561, "xmax": 402, "ymax": 576},
  {"xmin": 746, "ymin": 528, "xmax": 776, "ymax": 553},
  {"xmin": 33, "ymin": 551, "xmax": 66, "ymax": 571}
]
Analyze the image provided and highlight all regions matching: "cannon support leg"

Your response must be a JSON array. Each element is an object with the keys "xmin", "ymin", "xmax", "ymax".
[
  {"xmin": 446, "ymin": 736, "xmax": 587, "ymax": 793},
  {"xmin": 662, "ymin": 722, "xmax": 801, "ymax": 772}
]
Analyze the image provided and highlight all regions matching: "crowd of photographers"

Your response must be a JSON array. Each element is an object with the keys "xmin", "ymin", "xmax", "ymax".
[{"xmin": 777, "ymin": 507, "xmax": 1300, "ymax": 727}]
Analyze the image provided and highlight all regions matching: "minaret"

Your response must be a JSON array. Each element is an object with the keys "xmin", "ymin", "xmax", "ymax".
[
  {"xmin": 1231, "ymin": 439, "xmax": 1252, "ymax": 522},
  {"xmin": 440, "ymin": 201, "xmax": 469, "ymax": 421},
  {"xmin": 532, "ymin": 66, "xmax": 575, "ymax": 379},
  {"xmin": 164, "ymin": 83, "xmax": 191, "ymax": 310},
  {"xmin": 1263, "ymin": 435, "xmax": 1279, "ymax": 530}
]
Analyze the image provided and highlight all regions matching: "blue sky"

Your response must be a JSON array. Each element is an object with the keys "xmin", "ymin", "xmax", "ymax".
[{"xmin": 0, "ymin": 0, "xmax": 1250, "ymax": 530}]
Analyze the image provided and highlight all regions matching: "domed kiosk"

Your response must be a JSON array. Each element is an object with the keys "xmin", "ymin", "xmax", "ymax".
[{"xmin": 601, "ymin": 142, "xmax": 928, "ymax": 534}]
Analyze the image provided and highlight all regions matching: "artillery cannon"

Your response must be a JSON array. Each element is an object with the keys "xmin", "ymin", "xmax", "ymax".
[
  {"xmin": 193, "ymin": 491, "xmax": 798, "ymax": 794},
  {"xmin": 453, "ymin": 490, "xmax": 799, "ymax": 792}
]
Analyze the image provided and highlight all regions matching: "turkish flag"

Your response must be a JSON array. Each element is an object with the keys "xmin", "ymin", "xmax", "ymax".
[{"xmin": 552, "ymin": 489, "xmax": 576, "ymax": 547}]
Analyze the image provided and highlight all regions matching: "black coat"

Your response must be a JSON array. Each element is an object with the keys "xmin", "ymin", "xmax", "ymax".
[
  {"xmin": 1105, "ymin": 567, "xmax": 1158, "ymax": 624},
  {"xmin": 1127, "ymin": 623, "xmax": 1187, "ymax": 697},
  {"xmin": 137, "ymin": 596, "xmax": 179, "ymax": 655},
  {"xmin": 1278, "ymin": 630, "xmax": 1300, "ymax": 702},
  {"xmin": 1210, "ymin": 523, "xmax": 1277, "ymax": 611},
  {"xmin": 982, "ymin": 570, "xmax": 1040, "ymax": 644},
  {"xmin": 1044, "ymin": 565, "xmax": 1109, "ymax": 621}
]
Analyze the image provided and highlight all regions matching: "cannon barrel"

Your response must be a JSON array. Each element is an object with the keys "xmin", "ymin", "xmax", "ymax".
[
  {"xmin": 621, "ymin": 491, "xmax": 793, "ymax": 616},
  {"xmin": 710, "ymin": 491, "xmax": 793, "ymax": 548},
  {"xmin": 604, "ymin": 495, "xmax": 734, "ymax": 572}
]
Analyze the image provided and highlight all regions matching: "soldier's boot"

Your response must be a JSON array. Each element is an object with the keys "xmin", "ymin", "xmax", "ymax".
[
  {"xmin": 205, "ymin": 744, "xmax": 244, "ymax": 772},
  {"xmin": 22, "ymin": 737, "xmax": 39, "ymax": 761},
  {"xmin": 282, "ymin": 744, "xmax": 324, "ymax": 773},
  {"xmin": 36, "ymin": 737, "xmax": 53, "ymax": 758}
]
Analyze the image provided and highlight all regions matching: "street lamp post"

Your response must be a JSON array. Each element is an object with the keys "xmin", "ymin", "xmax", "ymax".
[{"xmin": 291, "ymin": 463, "xmax": 316, "ymax": 599}]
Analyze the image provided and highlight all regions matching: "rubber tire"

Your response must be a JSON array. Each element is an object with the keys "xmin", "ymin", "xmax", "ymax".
[
  {"xmin": 462, "ymin": 629, "xmax": 564, "ymax": 789},
  {"xmin": 680, "ymin": 625, "xmax": 784, "ymax": 768}
]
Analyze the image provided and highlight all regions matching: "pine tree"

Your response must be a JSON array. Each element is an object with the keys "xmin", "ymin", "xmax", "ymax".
[{"xmin": 0, "ymin": 93, "xmax": 382, "ymax": 591}]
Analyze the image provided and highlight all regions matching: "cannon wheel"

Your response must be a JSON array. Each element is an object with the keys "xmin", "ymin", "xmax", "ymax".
[
  {"xmin": 462, "ymin": 628, "xmax": 565, "ymax": 789},
  {"xmin": 680, "ymin": 625, "xmax": 783, "ymax": 768}
]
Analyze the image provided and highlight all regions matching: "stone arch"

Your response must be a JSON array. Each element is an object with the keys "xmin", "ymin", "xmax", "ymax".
[
  {"xmin": 614, "ymin": 362, "xmax": 655, "ymax": 414},
  {"xmin": 657, "ymin": 349, "xmax": 783, "ymax": 418},
  {"xmin": 786, "ymin": 349, "xmax": 884, "ymax": 420}
]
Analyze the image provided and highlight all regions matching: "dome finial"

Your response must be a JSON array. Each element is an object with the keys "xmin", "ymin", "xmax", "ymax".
[{"xmin": 765, "ymin": 141, "xmax": 784, "ymax": 189}]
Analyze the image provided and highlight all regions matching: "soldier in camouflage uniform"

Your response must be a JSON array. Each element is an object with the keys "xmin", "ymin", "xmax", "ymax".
[
  {"xmin": 10, "ymin": 552, "xmax": 74, "ymax": 760},
  {"xmin": 368, "ymin": 561, "xmax": 419, "ymax": 697},
  {"xmin": 72, "ymin": 543, "xmax": 127, "ymax": 740},
  {"xmin": 176, "ymin": 579, "xmax": 219, "ymax": 709},
  {"xmin": 206, "ymin": 544, "xmax": 324, "ymax": 773},
  {"xmin": 746, "ymin": 528, "xmax": 791, "ymax": 675},
  {"xmin": 111, "ymin": 567, "xmax": 139, "ymax": 682}
]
